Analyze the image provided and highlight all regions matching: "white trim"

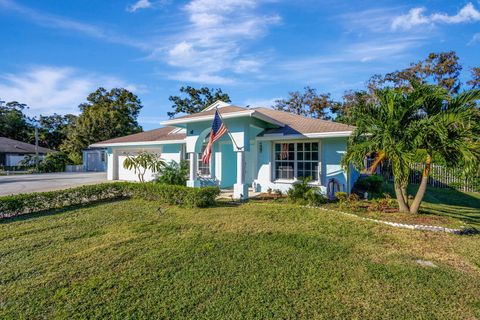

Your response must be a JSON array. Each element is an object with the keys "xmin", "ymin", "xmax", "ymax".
[
  {"xmin": 90, "ymin": 139, "xmax": 186, "ymax": 148},
  {"xmin": 160, "ymin": 110, "xmax": 285, "ymax": 127},
  {"xmin": 257, "ymin": 131, "xmax": 352, "ymax": 141},
  {"xmin": 202, "ymin": 100, "xmax": 231, "ymax": 111}
]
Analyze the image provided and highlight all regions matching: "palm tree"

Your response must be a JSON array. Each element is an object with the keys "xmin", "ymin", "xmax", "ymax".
[
  {"xmin": 408, "ymin": 87, "xmax": 480, "ymax": 213},
  {"xmin": 343, "ymin": 88, "xmax": 421, "ymax": 213},
  {"xmin": 344, "ymin": 83, "xmax": 480, "ymax": 214}
]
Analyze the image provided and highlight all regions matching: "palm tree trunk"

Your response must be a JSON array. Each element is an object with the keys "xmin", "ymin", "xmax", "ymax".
[
  {"xmin": 410, "ymin": 155, "xmax": 432, "ymax": 214},
  {"xmin": 394, "ymin": 181, "xmax": 410, "ymax": 213},
  {"xmin": 367, "ymin": 151, "xmax": 385, "ymax": 174},
  {"xmin": 401, "ymin": 186, "xmax": 408, "ymax": 206}
]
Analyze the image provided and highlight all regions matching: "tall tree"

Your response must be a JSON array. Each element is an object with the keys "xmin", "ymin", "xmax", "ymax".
[
  {"xmin": 36, "ymin": 114, "xmax": 77, "ymax": 150},
  {"xmin": 168, "ymin": 86, "xmax": 231, "ymax": 118},
  {"xmin": 331, "ymin": 90, "xmax": 372, "ymax": 125},
  {"xmin": 467, "ymin": 67, "xmax": 480, "ymax": 89},
  {"xmin": 369, "ymin": 51, "xmax": 463, "ymax": 94},
  {"xmin": 0, "ymin": 101, "xmax": 34, "ymax": 142},
  {"xmin": 272, "ymin": 87, "xmax": 337, "ymax": 120},
  {"xmin": 61, "ymin": 88, "xmax": 143, "ymax": 163}
]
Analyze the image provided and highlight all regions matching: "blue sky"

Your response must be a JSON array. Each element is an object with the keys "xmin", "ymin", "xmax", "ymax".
[{"xmin": 1, "ymin": 0, "xmax": 479, "ymax": 130}]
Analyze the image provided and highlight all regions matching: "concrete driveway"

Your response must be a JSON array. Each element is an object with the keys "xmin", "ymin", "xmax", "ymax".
[{"xmin": 0, "ymin": 172, "xmax": 107, "ymax": 196}]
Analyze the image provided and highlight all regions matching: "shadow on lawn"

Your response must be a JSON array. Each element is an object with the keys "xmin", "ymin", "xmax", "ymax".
[
  {"xmin": 0, "ymin": 199, "xmax": 123, "ymax": 225},
  {"xmin": 385, "ymin": 183, "xmax": 480, "ymax": 227}
]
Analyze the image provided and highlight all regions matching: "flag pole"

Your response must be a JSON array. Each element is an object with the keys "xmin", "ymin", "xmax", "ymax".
[{"xmin": 215, "ymin": 106, "xmax": 243, "ymax": 151}]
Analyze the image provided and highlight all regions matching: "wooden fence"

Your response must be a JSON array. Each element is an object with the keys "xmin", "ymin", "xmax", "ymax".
[{"xmin": 367, "ymin": 160, "xmax": 480, "ymax": 193}]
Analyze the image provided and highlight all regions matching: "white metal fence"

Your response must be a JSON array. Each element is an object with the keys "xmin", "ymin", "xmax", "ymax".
[{"xmin": 367, "ymin": 160, "xmax": 479, "ymax": 193}]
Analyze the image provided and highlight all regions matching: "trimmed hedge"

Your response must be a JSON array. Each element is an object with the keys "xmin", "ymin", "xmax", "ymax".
[{"xmin": 0, "ymin": 182, "xmax": 220, "ymax": 219}]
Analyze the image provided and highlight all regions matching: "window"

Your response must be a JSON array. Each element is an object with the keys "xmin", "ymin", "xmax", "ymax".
[
  {"xmin": 100, "ymin": 151, "xmax": 106, "ymax": 162},
  {"xmin": 274, "ymin": 142, "xmax": 319, "ymax": 181},
  {"xmin": 182, "ymin": 144, "xmax": 210, "ymax": 177},
  {"xmin": 197, "ymin": 144, "xmax": 210, "ymax": 176}
]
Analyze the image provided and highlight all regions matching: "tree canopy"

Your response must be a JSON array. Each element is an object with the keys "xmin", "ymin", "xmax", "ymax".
[
  {"xmin": 0, "ymin": 101, "xmax": 34, "ymax": 143},
  {"xmin": 168, "ymin": 86, "xmax": 231, "ymax": 118},
  {"xmin": 272, "ymin": 86, "xmax": 338, "ymax": 120},
  {"xmin": 61, "ymin": 87, "xmax": 143, "ymax": 163}
]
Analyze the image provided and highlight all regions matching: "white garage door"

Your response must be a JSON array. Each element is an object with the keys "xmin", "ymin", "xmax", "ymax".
[{"xmin": 117, "ymin": 152, "xmax": 159, "ymax": 182}]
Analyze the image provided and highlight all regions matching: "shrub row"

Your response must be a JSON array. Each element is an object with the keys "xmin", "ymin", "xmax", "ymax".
[{"xmin": 0, "ymin": 182, "xmax": 220, "ymax": 219}]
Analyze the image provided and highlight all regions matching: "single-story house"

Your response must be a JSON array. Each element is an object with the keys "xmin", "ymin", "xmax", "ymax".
[
  {"xmin": 0, "ymin": 137, "xmax": 53, "ymax": 167},
  {"xmin": 91, "ymin": 101, "xmax": 358, "ymax": 199},
  {"xmin": 82, "ymin": 147, "xmax": 107, "ymax": 172}
]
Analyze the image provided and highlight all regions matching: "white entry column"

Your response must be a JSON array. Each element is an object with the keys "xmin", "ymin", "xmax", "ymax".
[
  {"xmin": 234, "ymin": 150, "xmax": 248, "ymax": 199},
  {"xmin": 187, "ymin": 152, "xmax": 200, "ymax": 187}
]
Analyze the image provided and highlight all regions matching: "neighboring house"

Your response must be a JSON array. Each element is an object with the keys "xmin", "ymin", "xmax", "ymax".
[
  {"xmin": 0, "ymin": 137, "xmax": 53, "ymax": 167},
  {"xmin": 91, "ymin": 101, "xmax": 358, "ymax": 199},
  {"xmin": 82, "ymin": 148, "xmax": 107, "ymax": 172}
]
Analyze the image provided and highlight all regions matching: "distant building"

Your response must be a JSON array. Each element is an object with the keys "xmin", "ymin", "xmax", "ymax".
[
  {"xmin": 82, "ymin": 147, "xmax": 107, "ymax": 172},
  {"xmin": 0, "ymin": 137, "xmax": 53, "ymax": 166}
]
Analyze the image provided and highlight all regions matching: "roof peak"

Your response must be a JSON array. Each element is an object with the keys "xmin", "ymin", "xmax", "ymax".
[{"xmin": 202, "ymin": 100, "xmax": 231, "ymax": 112}]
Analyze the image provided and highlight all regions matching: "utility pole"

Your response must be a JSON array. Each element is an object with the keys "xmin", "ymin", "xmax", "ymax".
[{"xmin": 35, "ymin": 127, "xmax": 39, "ymax": 172}]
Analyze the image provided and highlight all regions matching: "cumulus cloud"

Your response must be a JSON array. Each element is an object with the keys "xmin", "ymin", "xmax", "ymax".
[
  {"xmin": 160, "ymin": 0, "xmax": 280, "ymax": 84},
  {"xmin": 392, "ymin": 3, "xmax": 480, "ymax": 30},
  {"xmin": 127, "ymin": 0, "xmax": 152, "ymax": 12},
  {"xmin": 0, "ymin": 66, "xmax": 142, "ymax": 116}
]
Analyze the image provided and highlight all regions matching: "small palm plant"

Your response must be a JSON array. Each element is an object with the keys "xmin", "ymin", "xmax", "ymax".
[{"xmin": 123, "ymin": 151, "xmax": 165, "ymax": 182}]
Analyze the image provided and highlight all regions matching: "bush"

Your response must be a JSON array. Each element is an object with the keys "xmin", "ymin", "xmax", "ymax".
[
  {"xmin": 287, "ymin": 177, "xmax": 327, "ymax": 206},
  {"xmin": 155, "ymin": 161, "xmax": 189, "ymax": 186},
  {"xmin": 306, "ymin": 189, "xmax": 328, "ymax": 206},
  {"xmin": 353, "ymin": 175, "xmax": 384, "ymax": 194},
  {"xmin": 38, "ymin": 152, "xmax": 73, "ymax": 173},
  {"xmin": 0, "ymin": 182, "xmax": 220, "ymax": 219},
  {"xmin": 335, "ymin": 192, "xmax": 347, "ymax": 202}
]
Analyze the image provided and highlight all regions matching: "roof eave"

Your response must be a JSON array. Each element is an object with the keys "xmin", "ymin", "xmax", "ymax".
[
  {"xmin": 90, "ymin": 139, "xmax": 186, "ymax": 148},
  {"xmin": 160, "ymin": 110, "xmax": 285, "ymax": 128}
]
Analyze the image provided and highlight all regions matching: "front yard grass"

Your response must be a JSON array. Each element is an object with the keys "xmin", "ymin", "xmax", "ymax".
[
  {"xmin": 1, "ymin": 199, "xmax": 480, "ymax": 319},
  {"xmin": 355, "ymin": 185, "xmax": 480, "ymax": 229}
]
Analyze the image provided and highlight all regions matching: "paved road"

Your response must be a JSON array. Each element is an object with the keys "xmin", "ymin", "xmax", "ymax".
[{"xmin": 0, "ymin": 172, "xmax": 107, "ymax": 196}]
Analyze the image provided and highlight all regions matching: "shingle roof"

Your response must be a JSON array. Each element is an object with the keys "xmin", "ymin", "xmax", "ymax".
[
  {"xmin": 172, "ymin": 105, "xmax": 247, "ymax": 119},
  {"xmin": 0, "ymin": 137, "xmax": 54, "ymax": 154},
  {"xmin": 254, "ymin": 108, "xmax": 355, "ymax": 135},
  {"xmin": 92, "ymin": 127, "xmax": 185, "ymax": 145},
  {"xmin": 92, "ymin": 105, "xmax": 354, "ymax": 145}
]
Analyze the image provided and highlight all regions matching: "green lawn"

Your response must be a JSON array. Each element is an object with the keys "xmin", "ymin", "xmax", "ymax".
[
  {"xmin": 1, "ymin": 199, "xmax": 480, "ymax": 319},
  {"xmin": 357, "ymin": 184, "xmax": 480, "ymax": 229}
]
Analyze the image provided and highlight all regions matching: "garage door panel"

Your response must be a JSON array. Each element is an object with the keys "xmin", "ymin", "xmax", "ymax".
[{"xmin": 117, "ymin": 152, "xmax": 159, "ymax": 182}]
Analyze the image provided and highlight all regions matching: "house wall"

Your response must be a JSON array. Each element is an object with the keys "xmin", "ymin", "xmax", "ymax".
[
  {"xmin": 253, "ymin": 137, "xmax": 354, "ymax": 194},
  {"xmin": 106, "ymin": 143, "xmax": 183, "ymax": 182},
  {"xmin": 82, "ymin": 149, "xmax": 107, "ymax": 172},
  {"xmin": 5, "ymin": 154, "xmax": 45, "ymax": 166}
]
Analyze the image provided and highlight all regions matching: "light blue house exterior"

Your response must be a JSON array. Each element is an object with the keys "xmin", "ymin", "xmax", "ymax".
[{"xmin": 92, "ymin": 101, "xmax": 357, "ymax": 199}]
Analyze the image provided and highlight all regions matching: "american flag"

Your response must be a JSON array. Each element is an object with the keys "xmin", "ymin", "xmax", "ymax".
[
  {"xmin": 280, "ymin": 143, "xmax": 289, "ymax": 159},
  {"xmin": 201, "ymin": 110, "xmax": 228, "ymax": 164}
]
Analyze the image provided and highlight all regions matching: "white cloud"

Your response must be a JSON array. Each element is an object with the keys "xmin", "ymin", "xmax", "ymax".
[
  {"xmin": 469, "ymin": 33, "xmax": 480, "ymax": 44},
  {"xmin": 157, "ymin": 0, "xmax": 280, "ymax": 84},
  {"xmin": 392, "ymin": 3, "xmax": 480, "ymax": 30},
  {"xmin": 0, "ymin": 66, "xmax": 142, "ymax": 116},
  {"xmin": 0, "ymin": 0, "xmax": 149, "ymax": 49},
  {"xmin": 127, "ymin": 0, "xmax": 152, "ymax": 12}
]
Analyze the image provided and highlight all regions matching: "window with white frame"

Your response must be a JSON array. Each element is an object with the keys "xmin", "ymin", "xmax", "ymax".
[
  {"xmin": 183, "ymin": 144, "xmax": 211, "ymax": 177},
  {"xmin": 197, "ymin": 143, "xmax": 210, "ymax": 176},
  {"xmin": 274, "ymin": 142, "xmax": 319, "ymax": 181}
]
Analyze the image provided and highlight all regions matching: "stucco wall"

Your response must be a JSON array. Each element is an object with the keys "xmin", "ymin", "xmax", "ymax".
[{"xmin": 107, "ymin": 143, "xmax": 183, "ymax": 182}]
